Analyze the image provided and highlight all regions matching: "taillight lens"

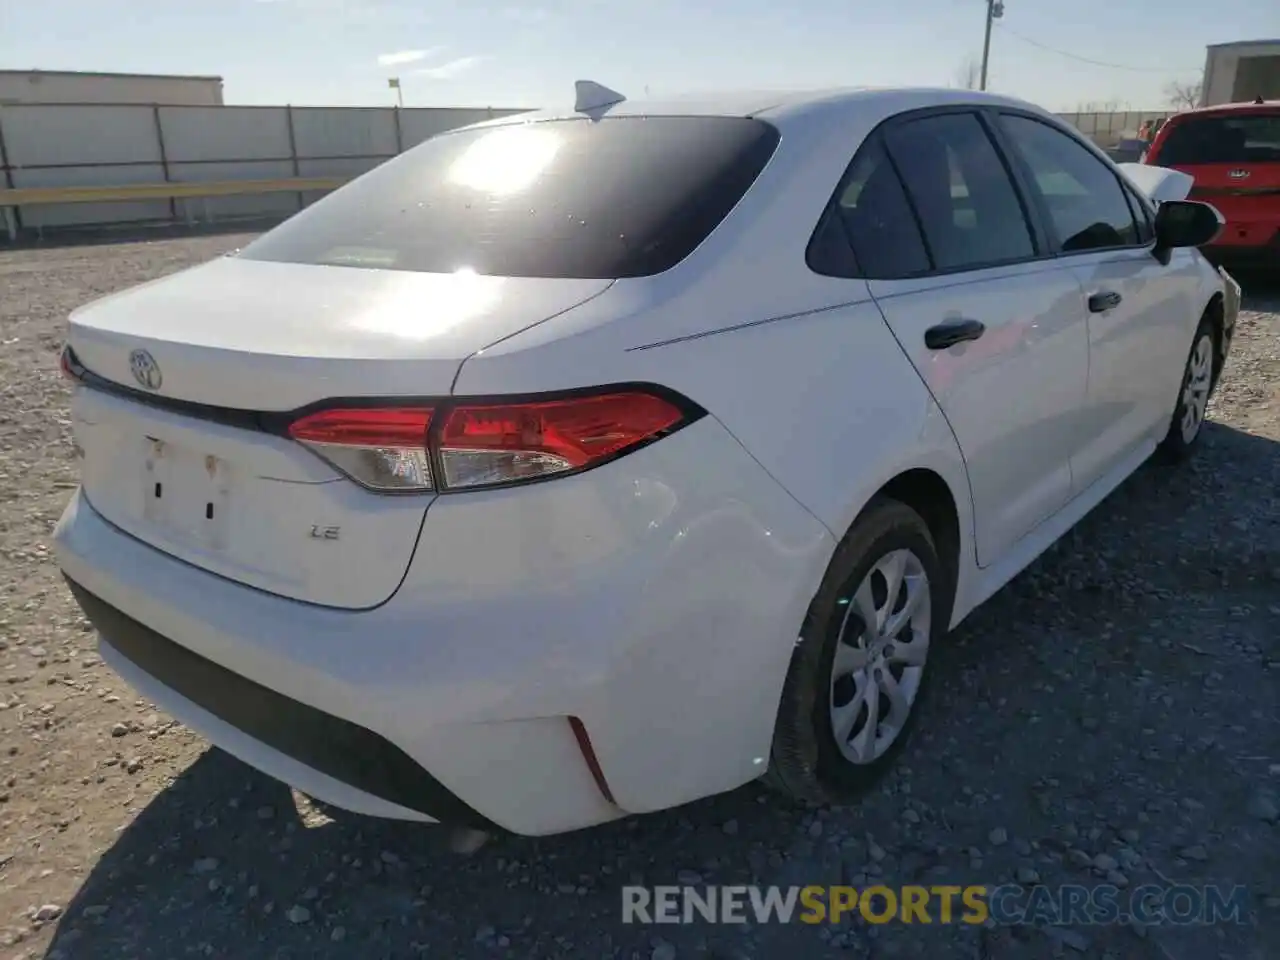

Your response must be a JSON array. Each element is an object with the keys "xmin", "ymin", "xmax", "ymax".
[
  {"xmin": 60, "ymin": 344, "xmax": 82, "ymax": 382},
  {"xmin": 288, "ymin": 407, "xmax": 435, "ymax": 492},
  {"xmin": 286, "ymin": 388, "xmax": 696, "ymax": 493},
  {"xmin": 437, "ymin": 391, "xmax": 687, "ymax": 490}
]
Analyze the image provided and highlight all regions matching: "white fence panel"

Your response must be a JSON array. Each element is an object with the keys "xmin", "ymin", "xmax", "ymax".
[
  {"xmin": 159, "ymin": 106, "xmax": 292, "ymax": 162},
  {"xmin": 2, "ymin": 104, "xmax": 160, "ymax": 167},
  {"xmin": 296, "ymin": 156, "xmax": 386, "ymax": 178},
  {"xmin": 295, "ymin": 155, "xmax": 387, "ymax": 206},
  {"xmin": 0, "ymin": 103, "xmax": 550, "ymax": 235},
  {"xmin": 170, "ymin": 160, "xmax": 297, "ymax": 219},
  {"xmin": 10, "ymin": 163, "xmax": 170, "ymax": 227},
  {"xmin": 1057, "ymin": 110, "xmax": 1174, "ymax": 148},
  {"xmin": 399, "ymin": 107, "xmax": 525, "ymax": 147},
  {"xmin": 290, "ymin": 107, "xmax": 398, "ymax": 158}
]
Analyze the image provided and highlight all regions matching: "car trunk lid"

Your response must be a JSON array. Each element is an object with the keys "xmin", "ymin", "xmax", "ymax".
[
  {"xmin": 66, "ymin": 255, "xmax": 612, "ymax": 609},
  {"xmin": 67, "ymin": 255, "xmax": 613, "ymax": 410}
]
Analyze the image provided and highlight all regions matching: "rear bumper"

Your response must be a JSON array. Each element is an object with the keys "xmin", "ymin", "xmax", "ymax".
[
  {"xmin": 66, "ymin": 576, "xmax": 492, "ymax": 828},
  {"xmin": 1201, "ymin": 230, "xmax": 1280, "ymax": 271},
  {"xmin": 54, "ymin": 416, "xmax": 834, "ymax": 835}
]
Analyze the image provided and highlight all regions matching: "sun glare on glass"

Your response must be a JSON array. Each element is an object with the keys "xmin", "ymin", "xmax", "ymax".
[{"xmin": 446, "ymin": 127, "xmax": 563, "ymax": 195}]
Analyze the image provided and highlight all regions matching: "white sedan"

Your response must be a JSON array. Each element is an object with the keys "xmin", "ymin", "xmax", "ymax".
[{"xmin": 54, "ymin": 84, "xmax": 1239, "ymax": 837}]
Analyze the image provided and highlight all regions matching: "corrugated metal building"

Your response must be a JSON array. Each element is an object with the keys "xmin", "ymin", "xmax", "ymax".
[
  {"xmin": 0, "ymin": 70, "xmax": 224, "ymax": 106},
  {"xmin": 1201, "ymin": 40, "xmax": 1280, "ymax": 106}
]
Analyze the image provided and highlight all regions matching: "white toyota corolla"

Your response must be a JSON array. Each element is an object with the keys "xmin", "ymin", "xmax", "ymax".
[{"xmin": 54, "ymin": 84, "xmax": 1239, "ymax": 837}]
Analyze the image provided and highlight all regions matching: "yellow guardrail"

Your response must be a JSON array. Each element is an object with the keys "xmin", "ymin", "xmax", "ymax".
[{"xmin": 0, "ymin": 176, "xmax": 351, "ymax": 240}]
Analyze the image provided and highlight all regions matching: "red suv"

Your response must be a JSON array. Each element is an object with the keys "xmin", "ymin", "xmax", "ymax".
[{"xmin": 1144, "ymin": 101, "xmax": 1280, "ymax": 271}]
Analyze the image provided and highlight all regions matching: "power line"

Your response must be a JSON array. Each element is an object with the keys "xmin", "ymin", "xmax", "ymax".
[{"xmin": 994, "ymin": 22, "xmax": 1199, "ymax": 74}]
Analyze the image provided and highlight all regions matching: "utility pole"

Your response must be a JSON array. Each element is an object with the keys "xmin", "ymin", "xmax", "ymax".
[{"xmin": 979, "ymin": 0, "xmax": 1004, "ymax": 91}]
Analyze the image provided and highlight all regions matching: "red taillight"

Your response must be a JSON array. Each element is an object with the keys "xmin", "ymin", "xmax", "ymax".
[
  {"xmin": 285, "ymin": 389, "xmax": 695, "ymax": 493},
  {"xmin": 59, "ymin": 345, "xmax": 80, "ymax": 382},
  {"xmin": 437, "ymin": 391, "xmax": 686, "ymax": 490},
  {"xmin": 288, "ymin": 407, "xmax": 435, "ymax": 492}
]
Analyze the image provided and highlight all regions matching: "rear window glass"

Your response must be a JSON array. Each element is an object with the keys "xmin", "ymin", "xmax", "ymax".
[
  {"xmin": 238, "ymin": 116, "xmax": 780, "ymax": 279},
  {"xmin": 1156, "ymin": 113, "xmax": 1280, "ymax": 165}
]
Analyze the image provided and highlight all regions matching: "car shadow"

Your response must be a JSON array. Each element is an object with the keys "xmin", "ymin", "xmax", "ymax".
[
  {"xmin": 1237, "ymin": 270, "xmax": 1280, "ymax": 310},
  {"xmin": 42, "ymin": 439, "xmax": 1280, "ymax": 958}
]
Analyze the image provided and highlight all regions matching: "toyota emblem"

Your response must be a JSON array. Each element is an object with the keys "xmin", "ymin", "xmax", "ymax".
[{"xmin": 128, "ymin": 349, "xmax": 162, "ymax": 391}]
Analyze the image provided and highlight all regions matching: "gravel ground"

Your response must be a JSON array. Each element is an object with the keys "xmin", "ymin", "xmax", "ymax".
[{"xmin": 1, "ymin": 234, "xmax": 1278, "ymax": 960}]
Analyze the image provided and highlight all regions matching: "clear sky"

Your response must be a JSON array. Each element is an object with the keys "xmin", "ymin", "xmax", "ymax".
[{"xmin": 1, "ymin": 0, "xmax": 1275, "ymax": 113}]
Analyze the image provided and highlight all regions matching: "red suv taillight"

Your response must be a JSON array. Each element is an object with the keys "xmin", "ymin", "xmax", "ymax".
[{"xmin": 286, "ymin": 387, "xmax": 699, "ymax": 493}]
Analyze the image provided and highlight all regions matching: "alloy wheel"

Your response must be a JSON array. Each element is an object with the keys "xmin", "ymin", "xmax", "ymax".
[
  {"xmin": 1180, "ymin": 333, "xmax": 1214, "ymax": 444},
  {"xmin": 829, "ymin": 548, "xmax": 932, "ymax": 765}
]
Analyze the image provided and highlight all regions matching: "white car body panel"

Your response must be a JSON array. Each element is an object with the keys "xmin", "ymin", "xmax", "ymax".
[
  {"xmin": 1116, "ymin": 162, "xmax": 1195, "ymax": 204},
  {"xmin": 458, "ymin": 288, "xmax": 976, "ymax": 578},
  {"xmin": 65, "ymin": 258, "xmax": 612, "ymax": 605},
  {"xmin": 72, "ymin": 384, "xmax": 429, "ymax": 609},
  {"xmin": 53, "ymin": 86, "xmax": 1234, "ymax": 835},
  {"xmin": 101, "ymin": 637, "xmax": 439, "ymax": 823},
  {"xmin": 67, "ymin": 256, "xmax": 613, "ymax": 409},
  {"xmin": 867, "ymin": 262, "xmax": 1089, "ymax": 567},
  {"xmin": 56, "ymin": 415, "xmax": 834, "ymax": 833},
  {"xmin": 1064, "ymin": 248, "xmax": 1205, "ymax": 492}
]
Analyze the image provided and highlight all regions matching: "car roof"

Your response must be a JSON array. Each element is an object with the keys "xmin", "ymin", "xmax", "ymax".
[
  {"xmin": 461, "ymin": 85, "xmax": 1062, "ymax": 133},
  {"xmin": 1164, "ymin": 101, "xmax": 1280, "ymax": 121}
]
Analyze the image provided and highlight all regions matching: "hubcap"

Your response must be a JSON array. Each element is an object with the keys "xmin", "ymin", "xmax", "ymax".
[
  {"xmin": 1180, "ymin": 334, "xmax": 1213, "ymax": 444},
  {"xmin": 829, "ymin": 549, "xmax": 932, "ymax": 765}
]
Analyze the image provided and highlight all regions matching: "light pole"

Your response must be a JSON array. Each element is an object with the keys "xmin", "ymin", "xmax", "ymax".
[
  {"xmin": 388, "ymin": 76, "xmax": 404, "ymax": 108},
  {"xmin": 979, "ymin": 0, "xmax": 1004, "ymax": 91}
]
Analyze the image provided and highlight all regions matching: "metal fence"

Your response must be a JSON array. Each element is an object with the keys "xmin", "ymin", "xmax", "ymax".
[
  {"xmin": 0, "ymin": 101, "xmax": 1169, "ymax": 235},
  {"xmin": 0, "ymin": 102, "xmax": 530, "ymax": 232},
  {"xmin": 1056, "ymin": 110, "xmax": 1175, "ymax": 148}
]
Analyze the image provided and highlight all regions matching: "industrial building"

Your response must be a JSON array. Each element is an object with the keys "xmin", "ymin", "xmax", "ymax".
[
  {"xmin": 1201, "ymin": 39, "xmax": 1280, "ymax": 106},
  {"xmin": 0, "ymin": 69, "xmax": 224, "ymax": 106}
]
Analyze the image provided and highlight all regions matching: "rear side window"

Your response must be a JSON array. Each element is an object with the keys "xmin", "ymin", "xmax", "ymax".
[
  {"xmin": 883, "ymin": 113, "xmax": 1036, "ymax": 271},
  {"xmin": 826, "ymin": 137, "xmax": 931, "ymax": 278},
  {"xmin": 238, "ymin": 116, "xmax": 780, "ymax": 279},
  {"xmin": 1156, "ymin": 113, "xmax": 1280, "ymax": 165}
]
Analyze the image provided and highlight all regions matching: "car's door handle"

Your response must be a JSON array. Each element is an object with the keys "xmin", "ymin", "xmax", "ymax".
[
  {"xmin": 1088, "ymin": 291, "xmax": 1123, "ymax": 313},
  {"xmin": 924, "ymin": 318, "xmax": 986, "ymax": 350}
]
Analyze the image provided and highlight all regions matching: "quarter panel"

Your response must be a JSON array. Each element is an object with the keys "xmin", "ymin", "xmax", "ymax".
[{"xmin": 454, "ymin": 292, "xmax": 974, "ymax": 553}]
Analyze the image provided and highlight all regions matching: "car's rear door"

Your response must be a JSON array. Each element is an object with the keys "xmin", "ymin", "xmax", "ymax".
[
  {"xmin": 992, "ymin": 111, "xmax": 1204, "ymax": 490},
  {"xmin": 833, "ymin": 109, "xmax": 1091, "ymax": 568}
]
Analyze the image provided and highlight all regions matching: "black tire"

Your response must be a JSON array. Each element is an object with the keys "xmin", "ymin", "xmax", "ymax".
[
  {"xmin": 762, "ymin": 496, "xmax": 950, "ymax": 806},
  {"xmin": 1157, "ymin": 317, "xmax": 1217, "ymax": 464}
]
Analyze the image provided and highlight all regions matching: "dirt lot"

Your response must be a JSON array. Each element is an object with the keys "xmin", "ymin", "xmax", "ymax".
[{"xmin": 1, "ymin": 234, "xmax": 1277, "ymax": 960}]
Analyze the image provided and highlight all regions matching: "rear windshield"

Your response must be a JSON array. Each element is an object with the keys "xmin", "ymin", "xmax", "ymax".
[
  {"xmin": 1156, "ymin": 112, "xmax": 1280, "ymax": 165},
  {"xmin": 238, "ymin": 116, "xmax": 780, "ymax": 279}
]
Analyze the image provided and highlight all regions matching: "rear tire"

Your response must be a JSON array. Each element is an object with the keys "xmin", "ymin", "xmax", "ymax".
[
  {"xmin": 762, "ymin": 497, "xmax": 949, "ymax": 806},
  {"xmin": 1157, "ymin": 318, "xmax": 1216, "ymax": 464}
]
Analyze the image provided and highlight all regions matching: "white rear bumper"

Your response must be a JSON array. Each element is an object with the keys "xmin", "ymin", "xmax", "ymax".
[{"xmin": 55, "ymin": 416, "xmax": 834, "ymax": 835}]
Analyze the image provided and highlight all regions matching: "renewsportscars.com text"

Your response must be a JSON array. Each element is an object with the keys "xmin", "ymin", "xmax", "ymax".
[{"xmin": 621, "ymin": 884, "xmax": 1249, "ymax": 927}]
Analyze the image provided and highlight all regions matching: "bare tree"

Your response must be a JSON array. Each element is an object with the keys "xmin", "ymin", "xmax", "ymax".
[
  {"xmin": 954, "ymin": 57, "xmax": 981, "ymax": 91},
  {"xmin": 1164, "ymin": 76, "xmax": 1203, "ymax": 111}
]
